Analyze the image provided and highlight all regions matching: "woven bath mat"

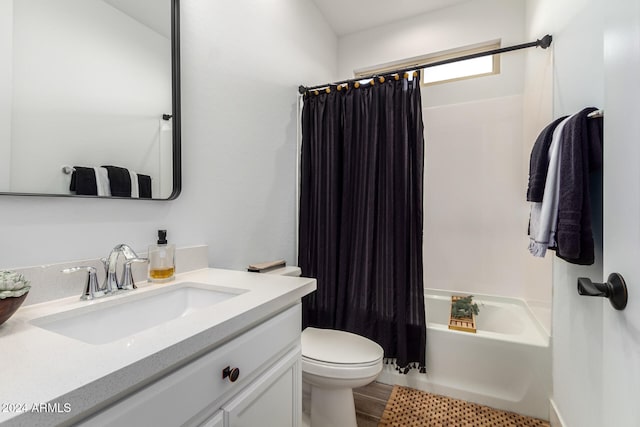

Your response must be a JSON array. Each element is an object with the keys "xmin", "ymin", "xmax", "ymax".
[{"xmin": 378, "ymin": 385, "xmax": 550, "ymax": 427}]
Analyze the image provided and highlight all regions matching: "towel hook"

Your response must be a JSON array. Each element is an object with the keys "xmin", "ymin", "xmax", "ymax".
[{"xmin": 577, "ymin": 273, "xmax": 628, "ymax": 310}]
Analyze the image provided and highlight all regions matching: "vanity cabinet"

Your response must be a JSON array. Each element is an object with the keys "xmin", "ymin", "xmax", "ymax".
[{"xmin": 78, "ymin": 304, "xmax": 302, "ymax": 427}]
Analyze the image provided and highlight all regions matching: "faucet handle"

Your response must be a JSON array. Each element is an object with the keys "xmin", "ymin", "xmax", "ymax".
[
  {"xmin": 62, "ymin": 266, "xmax": 104, "ymax": 300},
  {"xmin": 121, "ymin": 258, "xmax": 149, "ymax": 291}
]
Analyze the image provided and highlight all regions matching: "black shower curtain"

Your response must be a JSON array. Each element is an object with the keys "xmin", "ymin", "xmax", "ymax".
[{"xmin": 299, "ymin": 76, "xmax": 426, "ymax": 372}]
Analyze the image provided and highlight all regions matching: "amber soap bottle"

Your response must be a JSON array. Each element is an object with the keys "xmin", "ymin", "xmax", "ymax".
[{"xmin": 148, "ymin": 229, "xmax": 175, "ymax": 283}]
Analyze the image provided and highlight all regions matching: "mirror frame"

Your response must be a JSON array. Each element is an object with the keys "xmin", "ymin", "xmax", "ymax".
[
  {"xmin": 1, "ymin": 0, "xmax": 182, "ymax": 200},
  {"xmin": 169, "ymin": 0, "xmax": 182, "ymax": 200}
]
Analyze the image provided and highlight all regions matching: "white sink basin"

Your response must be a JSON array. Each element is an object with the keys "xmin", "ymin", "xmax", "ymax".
[{"xmin": 31, "ymin": 282, "xmax": 245, "ymax": 345}]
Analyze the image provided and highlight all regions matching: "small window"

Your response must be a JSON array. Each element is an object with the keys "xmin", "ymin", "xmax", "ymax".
[
  {"xmin": 354, "ymin": 41, "xmax": 501, "ymax": 87},
  {"xmin": 423, "ymin": 53, "xmax": 497, "ymax": 85}
]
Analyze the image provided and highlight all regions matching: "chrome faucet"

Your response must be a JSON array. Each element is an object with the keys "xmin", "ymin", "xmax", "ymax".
[
  {"xmin": 103, "ymin": 244, "xmax": 148, "ymax": 292},
  {"xmin": 63, "ymin": 244, "xmax": 148, "ymax": 301}
]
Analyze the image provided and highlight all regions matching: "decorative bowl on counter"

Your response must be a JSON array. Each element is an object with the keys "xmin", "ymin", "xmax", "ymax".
[{"xmin": 0, "ymin": 271, "xmax": 30, "ymax": 326}]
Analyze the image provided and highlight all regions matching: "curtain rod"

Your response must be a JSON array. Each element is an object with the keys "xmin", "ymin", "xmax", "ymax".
[{"xmin": 298, "ymin": 34, "xmax": 553, "ymax": 94}]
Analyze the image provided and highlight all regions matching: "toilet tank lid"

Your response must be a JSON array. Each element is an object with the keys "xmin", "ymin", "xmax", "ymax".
[
  {"xmin": 302, "ymin": 327, "xmax": 384, "ymax": 364},
  {"xmin": 264, "ymin": 266, "xmax": 302, "ymax": 277}
]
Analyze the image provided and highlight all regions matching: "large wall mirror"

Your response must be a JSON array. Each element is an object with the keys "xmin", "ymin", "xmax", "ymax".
[{"xmin": 0, "ymin": 0, "xmax": 181, "ymax": 199}]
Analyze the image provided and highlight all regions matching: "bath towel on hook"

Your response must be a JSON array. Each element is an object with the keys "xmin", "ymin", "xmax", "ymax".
[{"xmin": 527, "ymin": 107, "xmax": 603, "ymax": 265}]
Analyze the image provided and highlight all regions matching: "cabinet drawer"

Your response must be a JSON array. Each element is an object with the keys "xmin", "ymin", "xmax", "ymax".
[{"xmin": 78, "ymin": 304, "xmax": 301, "ymax": 427}]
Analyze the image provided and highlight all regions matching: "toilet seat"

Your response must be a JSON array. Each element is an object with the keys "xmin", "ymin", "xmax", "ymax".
[
  {"xmin": 301, "ymin": 327, "xmax": 384, "ymax": 379},
  {"xmin": 302, "ymin": 356, "xmax": 383, "ymax": 380}
]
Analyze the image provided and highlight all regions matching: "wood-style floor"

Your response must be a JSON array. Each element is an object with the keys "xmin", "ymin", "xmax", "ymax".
[{"xmin": 354, "ymin": 382, "xmax": 394, "ymax": 427}]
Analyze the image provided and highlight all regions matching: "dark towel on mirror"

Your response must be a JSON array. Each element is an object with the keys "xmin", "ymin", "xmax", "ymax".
[
  {"xmin": 137, "ymin": 174, "xmax": 152, "ymax": 198},
  {"xmin": 102, "ymin": 165, "xmax": 131, "ymax": 197},
  {"xmin": 556, "ymin": 107, "xmax": 603, "ymax": 265},
  {"xmin": 69, "ymin": 166, "xmax": 98, "ymax": 195},
  {"xmin": 527, "ymin": 115, "xmax": 569, "ymax": 202}
]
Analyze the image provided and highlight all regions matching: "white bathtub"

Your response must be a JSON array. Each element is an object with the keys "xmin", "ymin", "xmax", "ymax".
[{"xmin": 376, "ymin": 289, "xmax": 551, "ymax": 420}]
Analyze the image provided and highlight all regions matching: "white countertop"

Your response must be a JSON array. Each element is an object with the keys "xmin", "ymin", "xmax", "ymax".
[{"xmin": 0, "ymin": 268, "xmax": 316, "ymax": 427}]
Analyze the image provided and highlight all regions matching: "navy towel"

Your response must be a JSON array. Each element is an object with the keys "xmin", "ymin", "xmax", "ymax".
[
  {"xmin": 137, "ymin": 174, "xmax": 152, "ymax": 198},
  {"xmin": 556, "ymin": 107, "xmax": 603, "ymax": 265},
  {"xmin": 69, "ymin": 166, "xmax": 98, "ymax": 195},
  {"xmin": 527, "ymin": 116, "xmax": 569, "ymax": 202},
  {"xmin": 102, "ymin": 165, "xmax": 132, "ymax": 197}
]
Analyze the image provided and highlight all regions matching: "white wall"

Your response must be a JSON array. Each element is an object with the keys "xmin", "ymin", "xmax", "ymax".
[
  {"xmin": 0, "ymin": 0, "xmax": 336, "ymax": 273},
  {"xmin": 337, "ymin": 0, "xmax": 552, "ymax": 305},
  {"xmin": 0, "ymin": 0, "xmax": 12, "ymax": 189},
  {"xmin": 526, "ymin": 1, "xmax": 605, "ymax": 426},
  {"xmin": 10, "ymin": 0, "xmax": 171, "ymax": 197}
]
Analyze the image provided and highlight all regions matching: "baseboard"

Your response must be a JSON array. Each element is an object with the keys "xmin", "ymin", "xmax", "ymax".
[{"xmin": 549, "ymin": 398, "xmax": 567, "ymax": 427}]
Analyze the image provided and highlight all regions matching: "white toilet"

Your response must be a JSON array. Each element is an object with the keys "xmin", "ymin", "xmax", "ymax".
[
  {"xmin": 265, "ymin": 266, "xmax": 384, "ymax": 427},
  {"xmin": 301, "ymin": 327, "xmax": 384, "ymax": 427}
]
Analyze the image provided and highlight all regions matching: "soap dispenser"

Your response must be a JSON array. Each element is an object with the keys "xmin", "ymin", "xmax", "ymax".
[{"xmin": 148, "ymin": 229, "xmax": 175, "ymax": 283}]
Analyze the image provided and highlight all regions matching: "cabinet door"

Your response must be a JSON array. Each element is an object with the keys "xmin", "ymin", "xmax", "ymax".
[
  {"xmin": 201, "ymin": 411, "xmax": 224, "ymax": 427},
  {"xmin": 223, "ymin": 347, "xmax": 301, "ymax": 427}
]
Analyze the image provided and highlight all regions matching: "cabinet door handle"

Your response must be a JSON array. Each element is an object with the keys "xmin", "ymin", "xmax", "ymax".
[{"xmin": 222, "ymin": 366, "xmax": 240, "ymax": 382}]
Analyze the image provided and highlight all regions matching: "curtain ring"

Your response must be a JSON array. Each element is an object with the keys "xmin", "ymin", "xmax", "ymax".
[
  {"xmin": 394, "ymin": 74, "xmax": 400, "ymax": 81},
  {"xmin": 314, "ymin": 90, "xmax": 319, "ymax": 96},
  {"xmin": 369, "ymin": 79, "xmax": 375, "ymax": 86},
  {"xmin": 325, "ymin": 87, "xmax": 331, "ymax": 94},
  {"xmin": 354, "ymin": 82, "xmax": 360, "ymax": 89},
  {"xmin": 378, "ymin": 76, "xmax": 385, "ymax": 83}
]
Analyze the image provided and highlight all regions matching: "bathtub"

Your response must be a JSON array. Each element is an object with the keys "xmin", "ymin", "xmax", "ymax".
[{"xmin": 376, "ymin": 289, "xmax": 551, "ymax": 420}]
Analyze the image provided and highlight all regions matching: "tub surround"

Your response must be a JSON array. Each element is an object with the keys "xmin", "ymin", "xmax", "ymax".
[{"xmin": 0, "ymin": 267, "xmax": 316, "ymax": 426}]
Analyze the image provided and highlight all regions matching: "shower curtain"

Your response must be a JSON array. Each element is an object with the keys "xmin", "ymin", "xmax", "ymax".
[{"xmin": 298, "ymin": 75, "xmax": 426, "ymax": 372}]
